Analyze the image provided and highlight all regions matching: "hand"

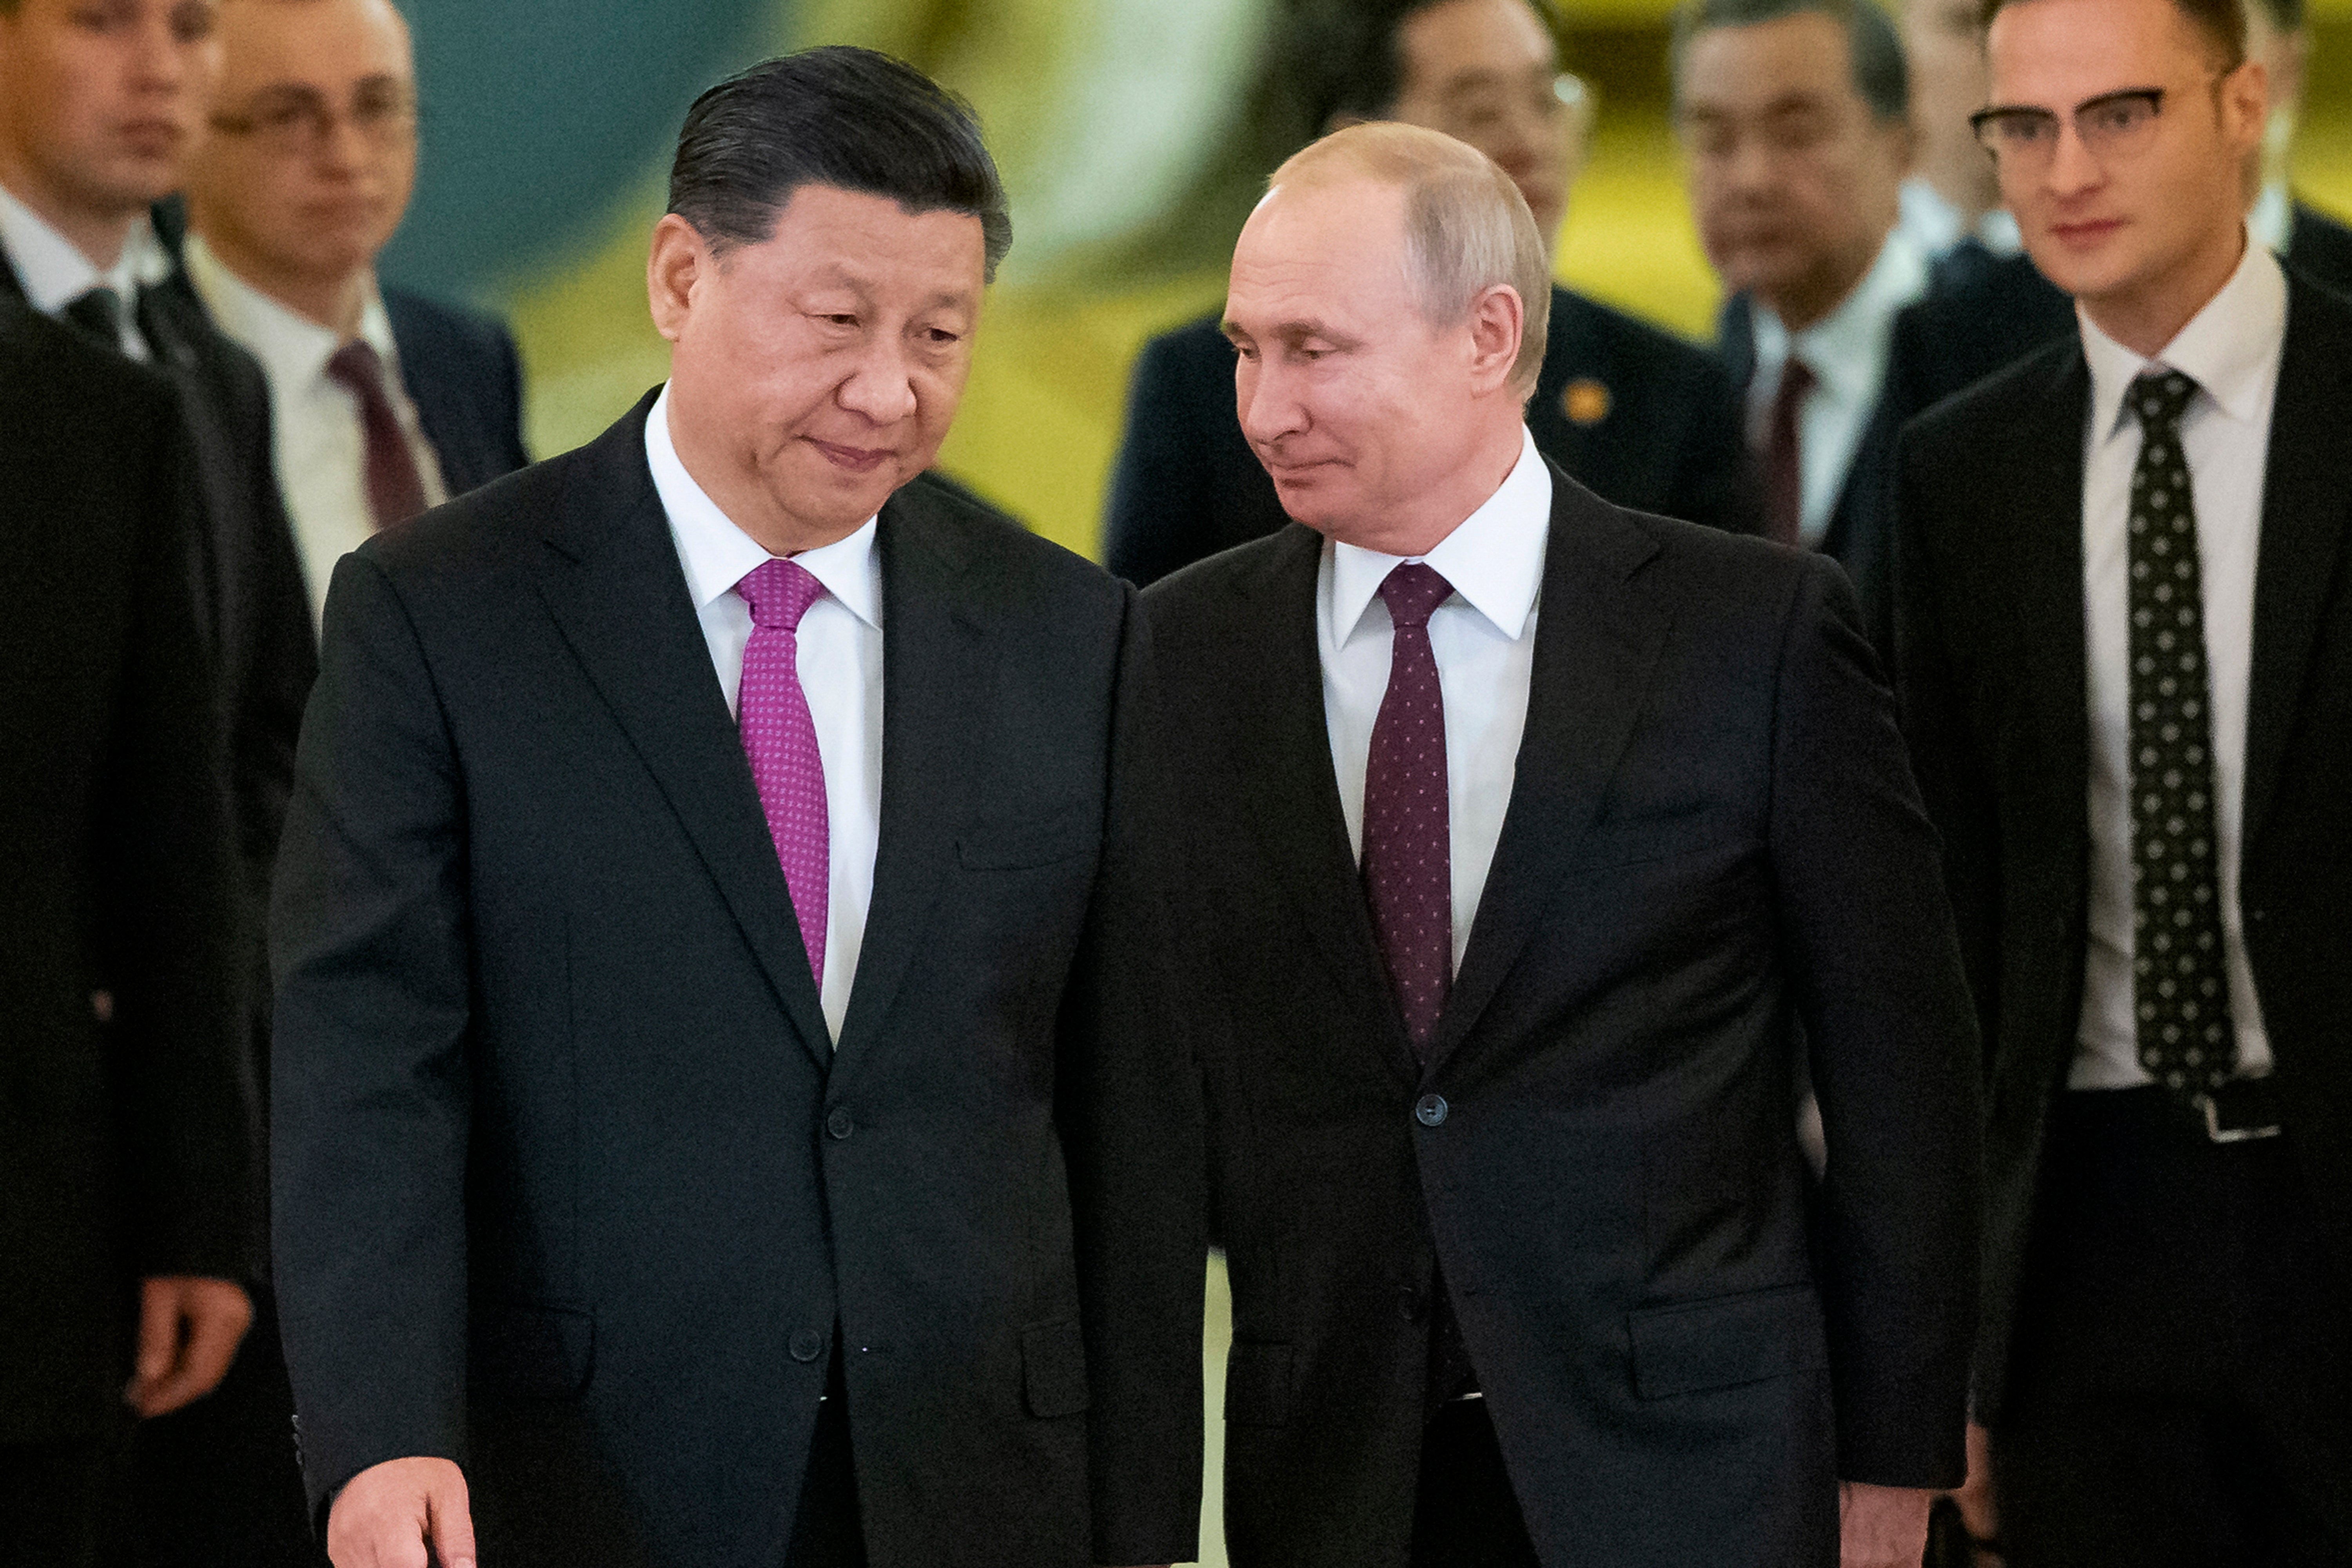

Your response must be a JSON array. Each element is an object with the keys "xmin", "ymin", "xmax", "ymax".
[
  {"xmin": 125, "ymin": 1276, "xmax": 252, "ymax": 1417},
  {"xmin": 328, "ymin": 1457, "xmax": 475, "ymax": 1568},
  {"xmin": 1840, "ymin": 1480, "xmax": 1933, "ymax": 1568},
  {"xmin": 1949, "ymin": 1421, "xmax": 2002, "ymax": 1563}
]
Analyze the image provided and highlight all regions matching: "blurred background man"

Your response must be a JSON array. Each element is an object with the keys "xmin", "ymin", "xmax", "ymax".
[
  {"xmin": 1677, "ymin": 0, "xmax": 1918, "ymax": 648},
  {"xmin": 1102, "ymin": 0, "xmax": 1759, "ymax": 589},
  {"xmin": 1896, "ymin": 0, "xmax": 2016, "ymax": 266},
  {"xmin": 0, "ymin": 303, "xmax": 257, "ymax": 1568},
  {"xmin": 184, "ymin": 0, "xmax": 530, "ymax": 630},
  {"xmin": 1898, "ymin": 0, "xmax": 2352, "ymax": 1556}
]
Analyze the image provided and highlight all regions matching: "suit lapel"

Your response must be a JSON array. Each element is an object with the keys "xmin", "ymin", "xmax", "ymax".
[
  {"xmin": 531, "ymin": 396, "xmax": 833, "ymax": 1068},
  {"xmin": 2245, "ymin": 278, "xmax": 2352, "ymax": 849},
  {"xmin": 1224, "ymin": 527, "xmax": 1421, "ymax": 1087},
  {"xmin": 825, "ymin": 495, "xmax": 989, "ymax": 1088},
  {"xmin": 1420, "ymin": 469, "xmax": 1669, "ymax": 1076}
]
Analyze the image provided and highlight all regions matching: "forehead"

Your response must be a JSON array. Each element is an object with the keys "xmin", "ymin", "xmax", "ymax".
[
  {"xmin": 1987, "ymin": 0, "xmax": 2212, "ymax": 100},
  {"xmin": 744, "ymin": 183, "xmax": 986, "ymax": 298},
  {"xmin": 1679, "ymin": 11, "xmax": 1861, "ymax": 111},
  {"xmin": 1396, "ymin": 0, "xmax": 1557, "ymax": 88},
  {"xmin": 217, "ymin": 0, "xmax": 412, "ymax": 83},
  {"xmin": 1227, "ymin": 178, "xmax": 1415, "ymax": 322}
]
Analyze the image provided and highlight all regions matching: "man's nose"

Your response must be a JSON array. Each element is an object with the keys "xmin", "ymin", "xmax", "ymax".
[
  {"xmin": 837, "ymin": 335, "xmax": 920, "ymax": 426},
  {"xmin": 1236, "ymin": 358, "xmax": 1308, "ymax": 448}
]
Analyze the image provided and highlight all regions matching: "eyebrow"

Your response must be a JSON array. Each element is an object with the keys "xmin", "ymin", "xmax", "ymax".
[{"xmin": 1223, "ymin": 319, "xmax": 1357, "ymax": 347}]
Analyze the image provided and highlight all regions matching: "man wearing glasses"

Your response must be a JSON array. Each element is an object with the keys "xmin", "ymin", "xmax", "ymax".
[
  {"xmin": 185, "ymin": 0, "xmax": 529, "ymax": 632},
  {"xmin": 1102, "ymin": 0, "xmax": 1760, "ymax": 588},
  {"xmin": 1896, "ymin": 0, "xmax": 2352, "ymax": 1558},
  {"xmin": 1676, "ymin": 0, "xmax": 1922, "ymax": 652}
]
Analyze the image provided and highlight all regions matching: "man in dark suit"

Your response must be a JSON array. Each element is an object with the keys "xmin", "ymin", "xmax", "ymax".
[
  {"xmin": 1103, "ymin": 0, "xmax": 1759, "ymax": 587},
  {"xmin": 1132, "ymin": 120, "xmax": 1979, "ymax": 1568},
  {"xmin": 1682, "ymin": 0, "xmax": 1926, "ymax": 652},
  {"xmin": 1895, "ymin": 0, "xmax": 2352, "ymax": 1557},
  {"xmin": 271, "ymin": 49, "xmax": 1197, "ymax": 1568},
  {"xmin": 0, "ymin": 302, "xmax": 259, "ymax": 1567}
]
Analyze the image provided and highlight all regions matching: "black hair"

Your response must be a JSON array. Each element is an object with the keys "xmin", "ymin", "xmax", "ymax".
[
  {"xmin": 1671, "ymin": 0, "xmax": 1910, "ymax": 122},
  {"xmin": 668, "ymin": 45, "xmax": 1011, "ymax": 281},
  {"xmin": 1290, "ymin": 0, "xmax": 1565, "ymax": 133}
]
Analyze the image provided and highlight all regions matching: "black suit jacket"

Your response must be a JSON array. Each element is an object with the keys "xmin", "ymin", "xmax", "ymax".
[
  {"xmin": 1102, "ymin": 286, "xmax": 1762, "ymax": 585},
  {"xmin": 383, "ymin": 285, "xmax": 532, "ymax": 493},
  {"xmin": 1887, "ymin": 200, "xmax": 2352, "ymax": 432},
  {"xmin": 268, "ymin": 394, "xmax": 1200, "ymax": 1568},
  {"xmin": 0, "ymin": 306, "xmax": 255, "ymax": 1441},
  {"xmin": 1719, "ymin": 292, "xmax": 1906, "ymax": 650},
  {"xmin": 1892, "ymin": 270, "xmax": 2352, "ymax": 1422},
  {"xmin": 1132, "ymin": 472, "xmax": 1981, "ymax": 1567}
]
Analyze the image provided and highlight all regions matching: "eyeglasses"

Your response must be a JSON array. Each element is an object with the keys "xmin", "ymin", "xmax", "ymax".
[
  {"xmin": 1432, "ymin": 72, "xmax": 1588, "ymax": 146},
  {"xmin": 210, "ymin": 80, "xmax": 417, "ymax": 158},
  {"xmin": 1969, "ymin": 85, "xmax": 2172, "ymax": 168}
]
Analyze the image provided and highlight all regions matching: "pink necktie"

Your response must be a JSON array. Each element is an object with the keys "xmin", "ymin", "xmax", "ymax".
[{"xmin": 736, "ymin": 558, "xmax": 830, "ymax": 986}]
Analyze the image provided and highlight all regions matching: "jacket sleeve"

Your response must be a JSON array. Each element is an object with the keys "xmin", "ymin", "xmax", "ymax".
[
  {"xmin": 1767, "ymin": 553, "xmax": 1983, "ymax": 1489},
  {"xmin": 1059, "ymin": 591, "xmax": 1207, "ymax": 1566},
  {"xmin": 269, "ymin": 548, "xmax": 474, "ymax": 1525},
  {"xmin": 102, "ymin": 411, "xmax": 260, "ymax": 1284},
  {"xmin": 1102, "ymin": 334, "xmax": 1221, "ymax": 588}
]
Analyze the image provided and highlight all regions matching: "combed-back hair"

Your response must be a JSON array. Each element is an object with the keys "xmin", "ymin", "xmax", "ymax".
[
  {"xmin": 668, "ymin": 45, "xmax": 1011, "ymax": 281},
  {"xmin": 1670, "ymin": 0, "xmax": 1910, "ymax": 122},
  {"xmin": 1269, "ymin": 121, "xmax": 1552, "ymax": 394},
  {"xmin": 1979, "ymin": 0, "xmax": 2247, "ymax": 62}
]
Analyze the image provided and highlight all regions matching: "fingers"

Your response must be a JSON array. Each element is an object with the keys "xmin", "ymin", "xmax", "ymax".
[
  {"xmin": 127, "ymin": 1278, "xmax": 254, "ymax": 1418},
  {"xmin": 328, "ymin": 1457, "xmax": 474, "ymax": 1568}
]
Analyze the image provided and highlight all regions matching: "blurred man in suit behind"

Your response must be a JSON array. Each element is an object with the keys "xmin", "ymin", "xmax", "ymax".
[
  {"xmin": 185, "ymin": 0, "xmax": 530, "ymax": 630},
  {"xmin": 1131, "ymin": 121, "xmax": 1980, "ymax": 1567},
  {"xmin": 1896, "ymin": 0, "xmax": 2352, "ymax": 1556},
  {"xmin": 0, "ymin": 303, "xmax": 257, "ymax": 1568},
  {"xmin": 1103, "ymin": 0, "xmax": 1760, "ymax": 587},
  {"xmin": 1680, "ymin": 0, "xmax": 1921, "ymax": 647},
  {"xmin": 272, "ymin": 46, "xmax": 1197, "ymax": 1568},
  {"xmin": 1896, "ymin": 0, "xmax": 2018, "ymax": 265}
]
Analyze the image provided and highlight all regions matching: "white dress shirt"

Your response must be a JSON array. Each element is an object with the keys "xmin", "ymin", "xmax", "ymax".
[
  {"xmin": 645, "ymin": 383, "xmax": 884, "ymax": 1044},
  {"xmin": 0, "ymin": 180, "xmax": 173, "ymax": 359},
  {"xmin": 184, "ymin": 234, "xmax": 450, "ymax": 629},
  {"xmin": 1747, "ymin": 227, "xmax": 1929, "ymax": 545},
  {"xmin": 2072, "ymin": 236, "xmax": 2282, "ymax": 1089},
  {"xmin": 2249, "ymin": 179, "xmax": 2293, "ymax": 258},
  {"xmin": 1321, "ymin": 425, "xmax": 1550, "ymax": 971},
  {"xmin": 1895, "ymin": 175, "xmax": 2023, "ymax": 263}
]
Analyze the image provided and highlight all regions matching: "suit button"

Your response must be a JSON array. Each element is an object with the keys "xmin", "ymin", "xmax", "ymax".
[
  {"xmin": 789, "ymin": 1330, "xmax": 826, "ymax": 1363},
  {"xmin": 826, "ymin": 1108, "xmax": 855, "ymax": 1140},
  {"xmin": 1415, "ymin": 1093, "xmax": 1448, "ymax": 1127}
]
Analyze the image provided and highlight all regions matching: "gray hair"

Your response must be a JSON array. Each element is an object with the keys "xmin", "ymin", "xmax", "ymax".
[{"xmin": 1269, "ymin": 122, "xmax": 1552, "ymax": 394}]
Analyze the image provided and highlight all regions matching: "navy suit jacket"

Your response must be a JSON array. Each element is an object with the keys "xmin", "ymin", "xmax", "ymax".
[
  {"xmin": 383, "ymin": 286, "xmax": 532, "ymax": 494},
  {"xmin": 1102, "ymin": 285, "xmax": 1762, "ymax": 587}
]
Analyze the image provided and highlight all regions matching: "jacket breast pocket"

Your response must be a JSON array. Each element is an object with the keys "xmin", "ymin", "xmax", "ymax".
[
  {"xmin": 1628, "ymin": 1283, "xmax": 1827, "ymax": 1400},
  {"xmin": 958, "ymin": 809, "xmax": 1095, "ymax": 872},
  {"xmin": 470, "ymin": 1301, "xmax": 593, "ymax": 1402},
  {"xmin": 1570, "ymin": 806, "xmax": 1741, "ymax": 871},
  {"xmin": 1021, "ymin": 1319, "xmax": 1091, "ymax": 1418}
]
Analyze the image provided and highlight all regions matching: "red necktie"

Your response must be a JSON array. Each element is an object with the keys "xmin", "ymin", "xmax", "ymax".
[
  {"xmin": 325, "ymin": 339, "xmax": 429, "ymax": 529},
  {"xmin": 1360, "ymin": 562, "xmax": 1456, "ymax": 1055},
  {"xmin": 1763, "ymin": 356, "xmax": 1815, "ymax": 547}
]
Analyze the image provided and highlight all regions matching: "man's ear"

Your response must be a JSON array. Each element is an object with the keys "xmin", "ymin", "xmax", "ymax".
[
  {"xmin": 646, "ymin": 213, "xmax": 711, "ymax": 346},
  {"xmin": 1465, "ymin": 283, "xmax": 1526, "ymax": 394}
]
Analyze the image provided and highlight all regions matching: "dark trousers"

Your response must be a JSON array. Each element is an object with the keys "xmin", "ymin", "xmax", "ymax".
[
  {"xmin": 1995, "ymin": 1087, "xmax": 2352, "ymax": 1568},
  {"xmin": 784, "ymin": 1349, "xmax": 866, "ymax": 1568},
  {"xmin": 1408, "ymin": 1397, "xmax": 1539, "ymax": 1568},
  {"xmin": 0, "ymin": 1428, "xmax": 129, "ymax": 1568}
]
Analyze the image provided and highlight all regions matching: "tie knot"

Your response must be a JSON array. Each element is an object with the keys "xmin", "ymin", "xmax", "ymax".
[
  {"xmin": 1377, "ymin": 561, "xmax": 1454, "ymax": 631},
  {"xmin": 1775, "ymin": 355, "xmax": 1817, "ymax": 406},
  {"xmin": 737, "ymin": 556, "xmax": 826, "ymax": 631},
  {"xmin": 2129, "ymin": 368, "xmax": 2198, "ymax": 433},
  {"xmin": 64, "ymin": 286, "xmax": 122, "ymax": 349},
  {"xmin": 325, "ymin": 338, "xmax": 387, "ymax": 397}
]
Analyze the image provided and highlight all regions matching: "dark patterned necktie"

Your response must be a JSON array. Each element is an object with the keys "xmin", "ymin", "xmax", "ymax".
[
  {"xmin": 1763, "ymin": 355, "xmax": 1815, "ymax": 546},
  {"xmin": 63, "ymin": 286, "xmax": 123, "ymax": 352},
  {"xmin": 2125, "ymin": 368, "xmax": 2236, "ymax": 1104},
  {"xmin": 1361, "ymin": 562, "xmax": 1455, "ymax": 1055},
  {"xmin": 325, "ymin": 339, "xmax": 430, "ymax": 529}
]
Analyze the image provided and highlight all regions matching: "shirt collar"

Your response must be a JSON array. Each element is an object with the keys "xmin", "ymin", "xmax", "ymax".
[
  {"xmin": 645, "ymin": 382, "xmax": 882, "ymax": 629},
  {"xmin": 1751, "ymin": 226, "xmax": 1929, "ymax": 407},
  {"xmin": 2080, "ymin": 232, "xmax": 2286, "ymax": 443},
  {"xmin": 183, "ymin": 232, "xmax": 404, "ymax": 390},
  {"xmin": 1329, "ymin": 425, "xmax": 1551, "ymax": 645},
  {"xmin": 0, "ymin": 180, "xmax": 172, "ymax": 313},
  {"xmin": 2249, "ymin": 180, "xmax": 2293, "ymax": 256}
]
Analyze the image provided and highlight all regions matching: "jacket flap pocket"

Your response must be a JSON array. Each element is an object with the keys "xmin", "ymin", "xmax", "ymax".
[
  {"xmin": 1021, "ymin": 1319, "xmax": 1091, "ymax": 1418},
  {"xmin": 1224, "ymin": 1339, "xmax": 1295, "ymax": 1427},
  {"xmin": 471, "ymin": 1301, "xmax": 594, "ymax": 1401},
  {"xmin": 1628, "ymin": 1284, "xmax": 1826, "ymax": 1400}
]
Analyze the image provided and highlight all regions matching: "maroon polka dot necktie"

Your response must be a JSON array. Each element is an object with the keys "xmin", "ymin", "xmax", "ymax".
[{"xmin": 1361, "ymin": 562, "xmax": 1456, "ymax": 1056}]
